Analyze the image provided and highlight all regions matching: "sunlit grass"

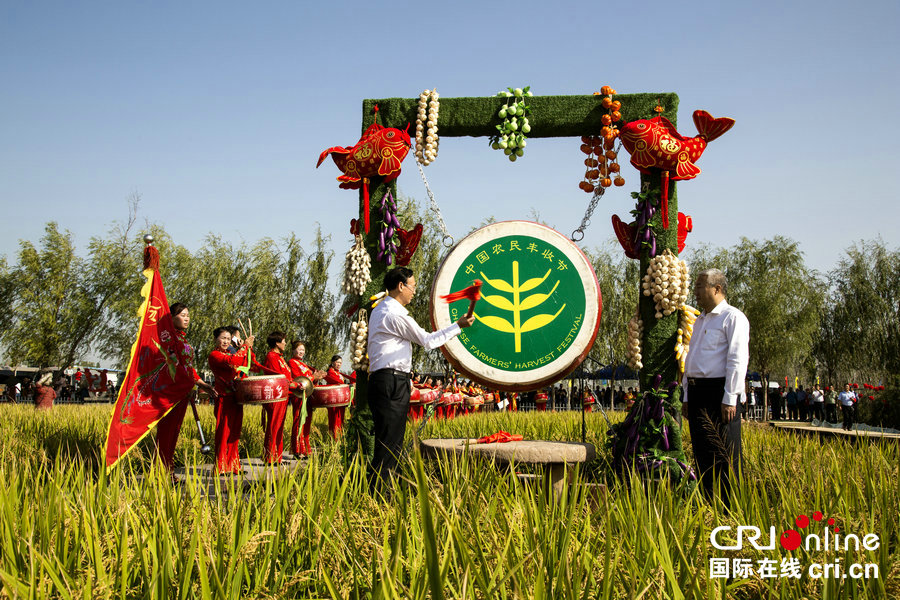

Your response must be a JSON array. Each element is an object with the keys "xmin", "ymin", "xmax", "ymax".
[{"xmin": 0, "ymin": 404, "xmax": 896, "ymax": 598}]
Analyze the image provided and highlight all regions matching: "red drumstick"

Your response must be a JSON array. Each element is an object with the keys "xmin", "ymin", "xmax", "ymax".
[{"xmin": 441, "ymin": 280, "xmax": 482, "ymax": 318}]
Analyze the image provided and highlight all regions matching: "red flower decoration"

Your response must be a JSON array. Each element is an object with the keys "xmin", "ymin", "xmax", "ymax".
[{"xmin": 868, "ymin": 395, "xmax": 875, "ymax": 400}]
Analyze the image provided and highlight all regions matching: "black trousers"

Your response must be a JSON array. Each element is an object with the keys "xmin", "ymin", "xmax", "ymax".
[
  {"xmin": 368, "ymin": 369, "xmax": 411, "ymax": 489},
  {"xmin": 841, "ymin": 404, "xmax": 854, "ymax": 431},
  {"xmin": 687, "ymin": 378, "xmax": 742, "ymax": 506}
]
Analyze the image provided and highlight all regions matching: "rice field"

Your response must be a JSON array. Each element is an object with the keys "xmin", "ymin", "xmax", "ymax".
[{"xmin": 0, "ymin": 404, "xmax": 897, "ymax": 599}]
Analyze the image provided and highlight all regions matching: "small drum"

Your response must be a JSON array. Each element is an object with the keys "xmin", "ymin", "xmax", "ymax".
[
  {"xmin": 450, "ymin": 393, "xmax": 463, "ymax": 406},
  {"xmin": 440, "ymin": 392, "xmax": 453, "ymax": 406},
  {"xmin": 464, "ymin": 394, "xmax": 484, "ymax": 407},
  {"xmin": 236, "ymin": 374, "xmax": 289, "ymax": 405},
  {"xmin": 536, "ymin": 393, "xmax": 549, "ymax": 404},
  {"xmin": 309, "ymin": 384, "xmax": 351, "ymax": 408},
  {"xmin": 484, "ymin": 392, "xmax": 495, "ymax": 403},
  {"xmin": 417, "ymin": 388, "xmax": 440, "ymax": 404},
  {"xmin": 409, "ymin": 387, "xmax": 423, "ymax": 405}
]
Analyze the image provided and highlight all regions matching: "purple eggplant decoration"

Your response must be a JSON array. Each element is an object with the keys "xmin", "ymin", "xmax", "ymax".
[
  {"xmin": 652, "ymin": 397, "xmax": 664, "ymax": 421},
  {"xmin": 386, "ymin": 225, "xmax": 394, "ymax": 239},
  {"xmin": 667, "ymin": 381, "xmax": 679, "ymax": 393},
  {"xmin": 385, "ymin": 254, "xmax": 393, "ymax": 265},
  {"xmin": 652, "ymin": 374, "xmax": 663, "ymax": 390},
  {"xmin": 378, "ymin": 232, "xmax": 385, "ymax": 251},
  {"xmin": 662, "ymin": 425, "xmax": 670, "ymax": 450}
]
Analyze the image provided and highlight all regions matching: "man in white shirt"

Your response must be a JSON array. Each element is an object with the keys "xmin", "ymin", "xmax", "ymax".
[
  {"xmin": 681, "ymin": 268, "xmax": 750, "ymax": 506},
  {"xmin": 837, "ymin": 383, "xmax": 857, "ymax": 431},
  {"xmin": 810, "ymin": 383, "xmax": 825, "ymax": 422},
  {"xmin": 367, "ymin": 267, "xmax": 475, "ymax": 490}
]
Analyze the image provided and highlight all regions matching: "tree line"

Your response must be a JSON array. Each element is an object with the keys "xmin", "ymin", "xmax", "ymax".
[{"xmin": 1, "ymin": 195, "xmax": 897, "ymax": 391}]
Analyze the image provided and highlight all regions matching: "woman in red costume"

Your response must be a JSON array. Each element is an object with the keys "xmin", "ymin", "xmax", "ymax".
[
  {"xmin": 156, "ymin": 303, "xmax": 218, "ymax": 471},
  {"xmin": 322, "ymin": 355, "xmax": 349, "ymax": 436},
  {"xmin": 208, "ymin": 327, "xmax": 258, "ymax": 473},
  {"xmin": 287, "ymin": 341, "xmax": 325, "ymax": 456},
  {"xmin": 262, "ymin": 331, "xmax": 297, "ymax": 464}
]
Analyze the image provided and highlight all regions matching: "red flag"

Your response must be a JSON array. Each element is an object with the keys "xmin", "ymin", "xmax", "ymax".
[{"xmin": 104, "ymin": 245, "xmax": 199, "ymax": 470}]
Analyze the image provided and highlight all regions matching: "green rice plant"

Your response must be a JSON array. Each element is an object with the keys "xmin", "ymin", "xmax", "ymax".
[{"xmin": 0, "ymin": 405, "xmax": 897, "ymax": 598}]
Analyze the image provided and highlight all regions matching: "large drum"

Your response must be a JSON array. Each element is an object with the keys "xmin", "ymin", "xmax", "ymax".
[
  {"xmin": 309, "ymin": 384, "xmax": 351, "ymax": 408},
  {"xmin": 236, "ymin": 374, "xmax": 289, "ymax": 405},
  {"xmin": 430, "ymin": 221, "xmax": 602, "ymax": 392}
]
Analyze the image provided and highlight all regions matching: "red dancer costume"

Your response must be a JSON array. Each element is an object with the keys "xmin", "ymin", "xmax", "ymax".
[
  {"xmin": 263, "ymin": 349, "xmax": 295, "ymax": 464},
  {"xmin": 323, "ymin": 367, "xmax": 348, "ymax": 437},
  {"xmin": 288, "ymin": 357, "xmax": 315, "ymax": 455},
  {"xmin": 208, "ymin": 342, "xmax": 258, "ymax": 473},
  {"xmin": 155, "ymin": 329, "xmax": 204, "ymax": 471}
]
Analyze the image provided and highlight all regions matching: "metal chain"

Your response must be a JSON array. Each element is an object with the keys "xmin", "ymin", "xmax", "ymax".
[
  {"xmin": 571, "ymin": 187, "xmax": 605, "ymax": 242},
  {"xmin": 414, "ymin": 157, "xmax": 454, "ymax": 247}
]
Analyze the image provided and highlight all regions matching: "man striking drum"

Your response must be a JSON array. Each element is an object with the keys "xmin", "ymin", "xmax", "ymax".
[{"xmin": 366, "ymin": 267, "xmax": 475, "ymax": 492}]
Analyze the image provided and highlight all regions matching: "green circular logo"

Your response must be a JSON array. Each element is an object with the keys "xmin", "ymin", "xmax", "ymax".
[{"xmin": 431, "ymin": 221, "xmax": 601, "ymax": 391}]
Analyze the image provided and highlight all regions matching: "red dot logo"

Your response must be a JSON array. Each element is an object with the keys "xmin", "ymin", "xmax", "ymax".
[
  {"xmin": 780, "ymin": 530, "xmax": 802, "ymax": 551},
  {"xmin": 834, "ymin": 527, "xmax": 840, "ymax": 533},
  {"xmin": 813, "ymin": 511, "xmax": 823, "ymax": 521},
  {"xmin": 795, "ymin": 515, "xmax": 810, "ymax": 529},
  {"xmin": 827, "ymin": 518, "xmax": 835, "ymax": 526}
]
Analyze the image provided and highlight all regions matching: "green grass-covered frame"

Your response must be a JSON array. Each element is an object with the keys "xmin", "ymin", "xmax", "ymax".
[{"xmin": 345, "ymin": 93, "xmax": 683, "ymax": 461}]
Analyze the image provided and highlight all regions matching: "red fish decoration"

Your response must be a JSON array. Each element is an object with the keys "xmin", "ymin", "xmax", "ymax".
[
  {"xmin": 395, "ymin": 224, "xmax": 423, "ymax": 267},
  {"xmin": 317, "ymin": 106, "xmax": 411, "ymax": 233},
  {"xmin": 619, "ymin": 110, "xmax": 734, "ymax": 228},
  {"xmin": 612, "ymin": 211, "xmax": 693, "ymax": 259}
]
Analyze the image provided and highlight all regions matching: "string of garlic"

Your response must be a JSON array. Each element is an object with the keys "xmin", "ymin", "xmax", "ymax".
[
  {"xmin": 350, "ymin": 310, "xmax": 369, "ymax": 371},
  {"xmin": 342, "ymin": 234, "xmax": 371, "ymax": 296},
  {"xmin": 641, "ymin": 249, "xmax": 690, "ymax": 319},
  {"xmin": 675, "ymin": 304, "xmax": 700, "ymax": 374},
  {"xmin": 625, "ymin": 311, "xmax": 643, "ymax": 371},
  {"xmin": 415, "ymin": 89, "xmax": 439, "ymax": 165}
]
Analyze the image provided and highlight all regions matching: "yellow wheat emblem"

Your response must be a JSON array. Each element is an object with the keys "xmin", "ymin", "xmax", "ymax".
[{"xmin": 475, "ymin": 261, "xmax": 565, "ymax": 353}]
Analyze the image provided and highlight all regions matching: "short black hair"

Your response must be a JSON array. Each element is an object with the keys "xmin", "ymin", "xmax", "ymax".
[
  {"xmin": 213, "ymin": 326, "xmax": 230, "ymax": 340},
  {"xmin": 169, "ymin": 302, "xmax": 188, "ymax": 318},
  {"xmin": 267, "ymin": 331, "xmax": 286, "ymax": 349},
  {"xmin": 291, "ymin": 340, "xmax": 305, "ymax": 353},
  {"xmin": 384, "ymin": 267, "xmax": 414, "ymax": 292},
  {"xmin": 225, "ymin": 326, "xmax": 240, "ymax": 336},
  {"xmin": 330, "ymin": 355, "xmax": 342, "ymax": 364}
]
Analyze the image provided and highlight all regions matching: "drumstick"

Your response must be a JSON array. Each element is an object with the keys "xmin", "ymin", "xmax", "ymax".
[
  {"xmin": 238, "ymin": 319, "xmax": 248, "ymax": 340},
  {"xmin": 248, "ymin": 318, "xmax": 253, "ymax": 338}
]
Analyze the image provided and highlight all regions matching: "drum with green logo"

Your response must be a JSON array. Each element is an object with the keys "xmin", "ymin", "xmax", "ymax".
[{"xmin": 431, "ymin": 221, "xmax": 602, "ymax": 392}]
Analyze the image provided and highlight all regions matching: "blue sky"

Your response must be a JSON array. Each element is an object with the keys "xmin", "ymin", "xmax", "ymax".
[{"xmin": 2, "ymin": 0, "xmax": 898, "ymax": 275}]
